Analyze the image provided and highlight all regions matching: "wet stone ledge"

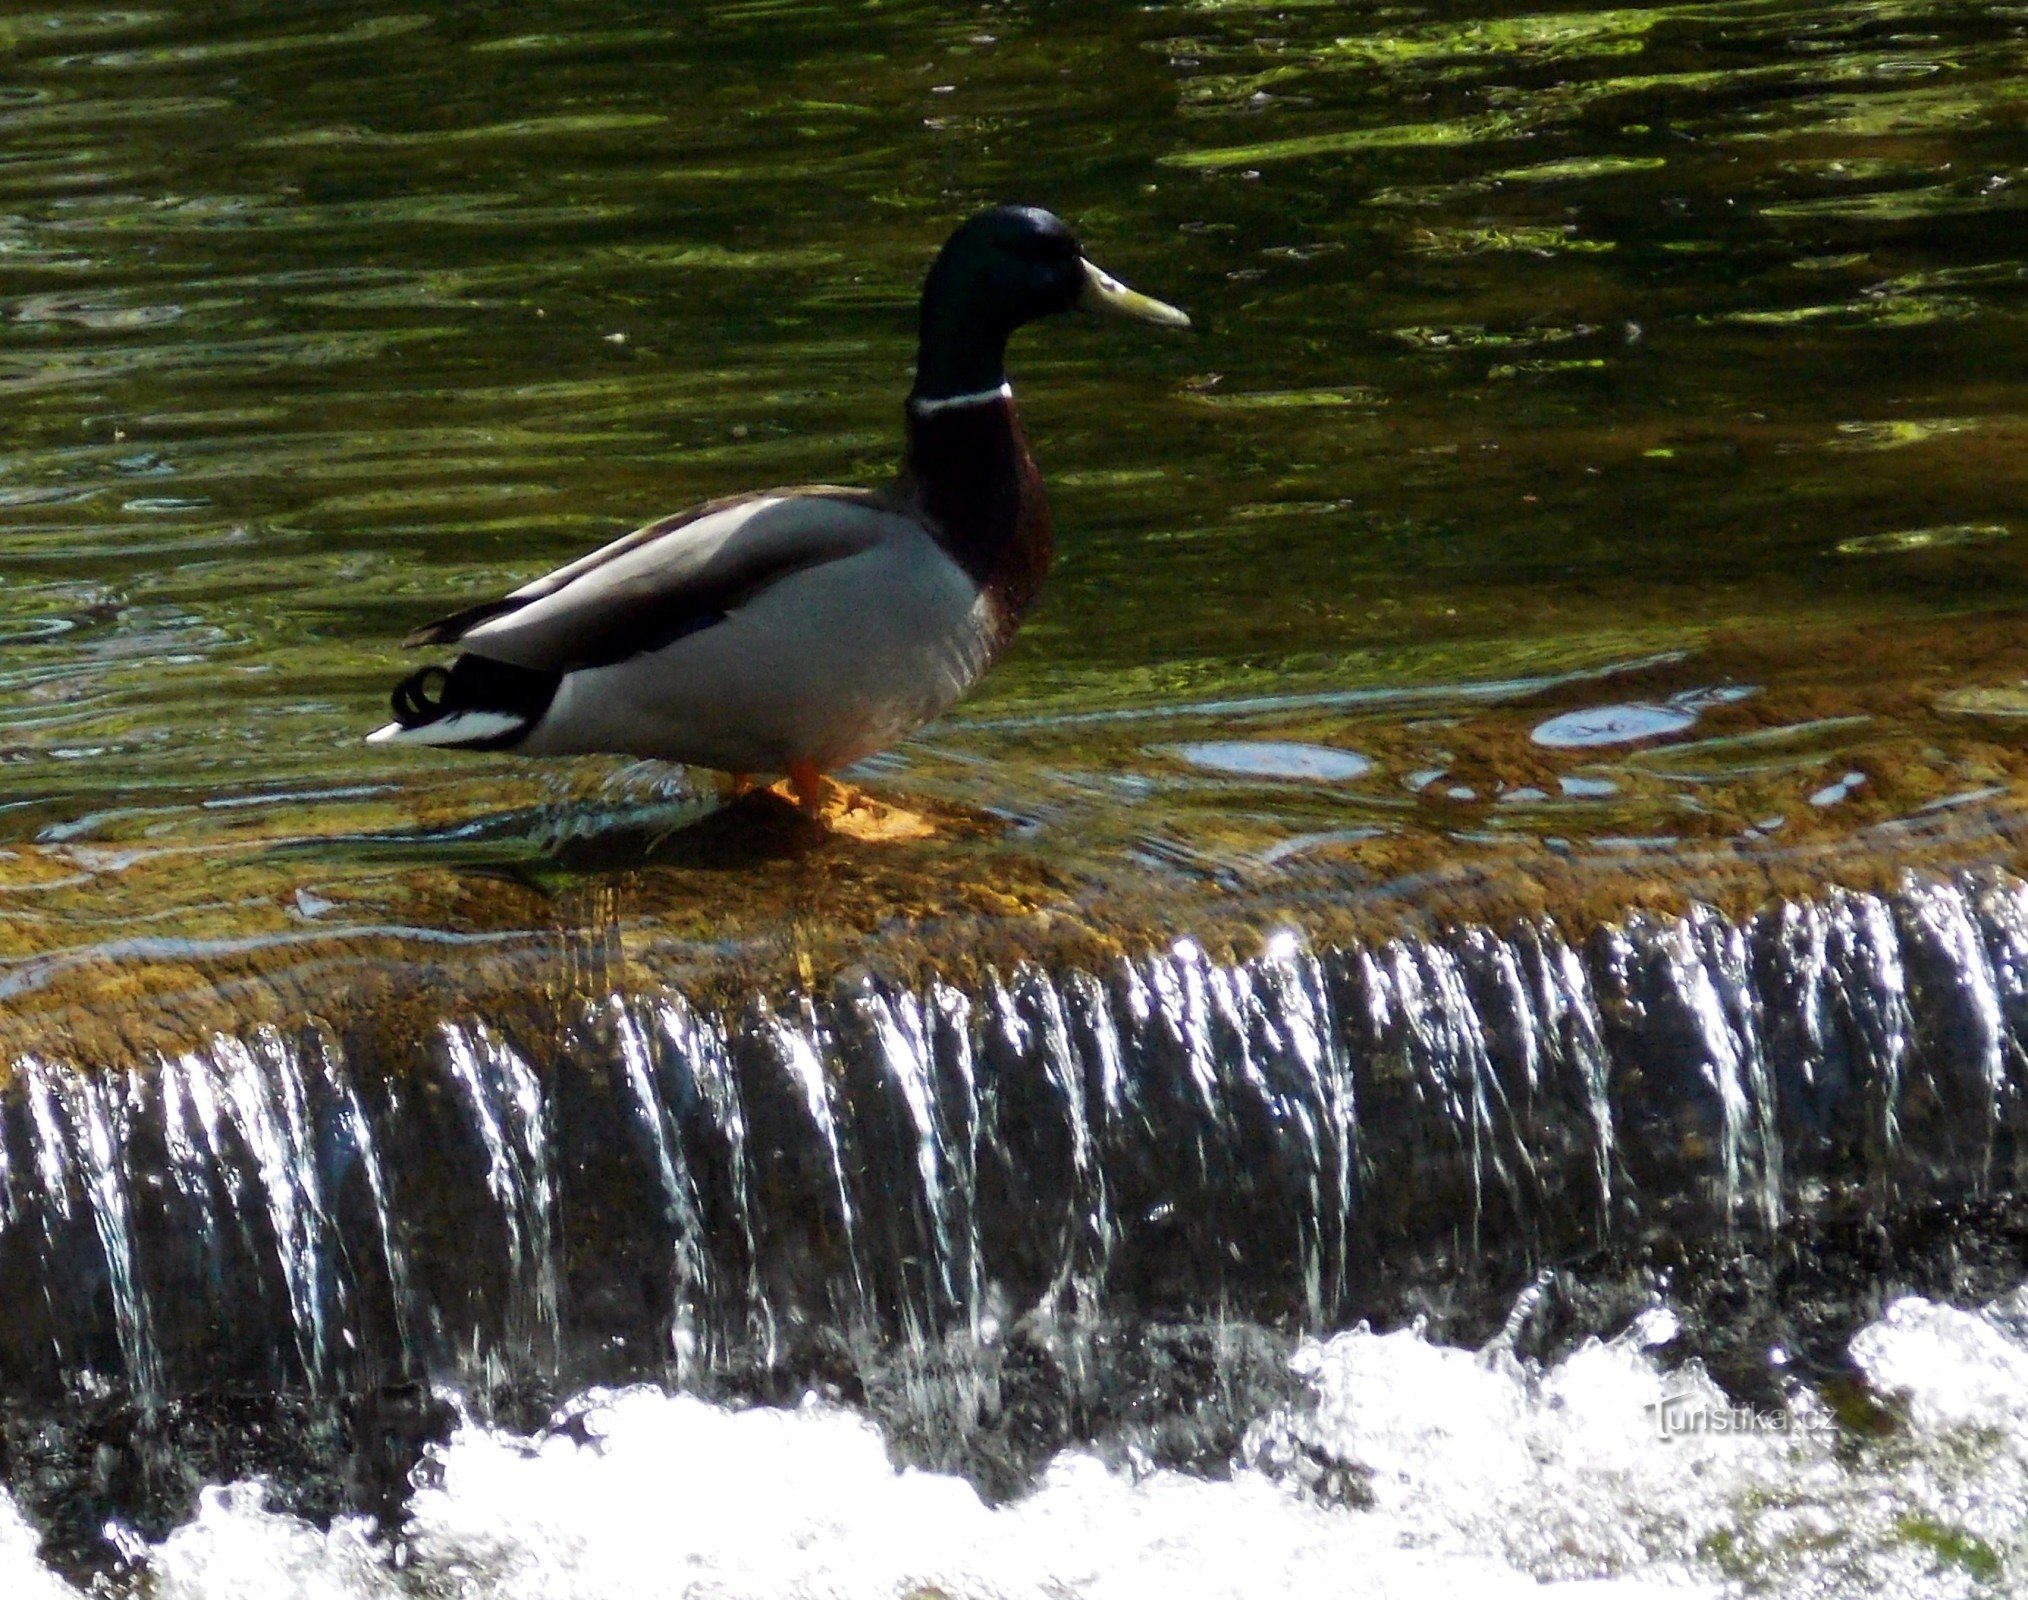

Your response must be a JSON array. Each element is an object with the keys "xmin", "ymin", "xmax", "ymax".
[{"xmin": 0, "ymin": 873, "xmax": 2024, "ymax": 1406}]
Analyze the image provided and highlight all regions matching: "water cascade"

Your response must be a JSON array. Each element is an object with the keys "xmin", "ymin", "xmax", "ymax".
[{"xmin": 2, "ymin": 874, "xmax": 2024, "ymax": 1426}]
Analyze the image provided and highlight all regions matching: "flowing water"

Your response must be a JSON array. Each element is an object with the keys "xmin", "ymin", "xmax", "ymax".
[
  {"xmin": 1, "ymin": 0, "xmax": 2027, "ymax": 1593},
  {"xmin": 0, "ymin": 0, "xmax": 2024, "ymax": 981},
  {"xmin": 5, "ymin": 876, "xmax": 2028, "ymax": 1590}
]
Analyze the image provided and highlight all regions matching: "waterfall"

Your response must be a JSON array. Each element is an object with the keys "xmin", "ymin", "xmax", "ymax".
[{"xmin": 2, "ymin": 873, "xmax": 2025, "ymax": 1407}]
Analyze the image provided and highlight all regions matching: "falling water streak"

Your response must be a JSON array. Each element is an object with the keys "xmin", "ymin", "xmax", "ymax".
[
  {"xmin": 310, "ymin": 1025, "xmax": 416, "ymax": 1368},
  {"xmin": 157, "ymin": 1047, "xmax": 275, "ymax": 1377},
  {"xmin": 1768, "ymin": 896, "xmax": 1837, "ymax": 1186},
  {"xmin": 1431, "ymin": 939, "xmax": 1530, "ymax": 1239},
  {"xmin": 214, "ymin": 1032, "xmax": 336, "ymax": 1386},
  {"xmin": 438, "ymin": 1023, "xmax": 559, "ymax": 1371},
  {"xmin": 1462, "ymin": 926, "xmax": 1540, "ymax": 1116},
  {"xmin": 1255, "ymin": 935, "xmax": 1354, "ymax": 1318},
  {"xmin": 1849, "ymin": 892, "xmax": 1906, "ymax": 1168},
  {"xmin": 0, "ymin": 1105, "xmax": 12, "ymax": 1231},
  {"xmin": 1145, "ymin": 941, "xmax": 1222, "ymax": 1124},
  {"xmin": 1849, "ymin": 894, "xmax": 1913, "ymax": 1163},
  {"xmin": 1356, "ymin": 941, "xmax": 1513, "ymax": 1251},
  {"xmin": 22, "ymin": 1064, "xmax": 72, "ymax": 1223},
  {"xmin": 1689, "ymin": 907, "xmax": 1785, "ymax": 1232},
  {"xmin": 1488, "ymin": 935, "xmax": 1542, "ymax": 1100},
  {"xmin": 1200, "ymin": 938, "xmax": 1333, "ymax": 1321},
  {"xmin": 1039, "ymin": 964, "xmax": 1106, "ymax": 1306},
  {"xmin": 1531, "ymin": 925, "xmax": 1618, "ymax": 1225},
  {"xmin": 994, "ymin": 966, "xmax": 1103, "ymax": 1315},
  {"xmin": 607, "ymin": 996, "xmax": 711, "ymax": 1375},
  {"xmin": 1767, "ymin": 890, "xmax": 1913, "ymax": 1202},
  {"xmin": 851, "ymin": 982, "xmax": 965, "ymax": 1321},
  {"xmin": 21, "ymin": 1060, "xmax": 161, "ymax": 1397},
  {"xmin": 1061, "ymin": 969, "xmax": 1123, "ymax": 1304},
  {"xmin": 1972, "ymin": 881, "xmax": 2028, "ymax": 1195},
  {"xmin": 769, "ymin": 1004, "xmax": 869, "ymax": 1320},
  {"xmin": 1465, "ymin": 923, "xmax": 1607, "ymax": 1240},
  {"xmin": 157, "ymin": 1053, "xmax": 225, "ymax": 1268},
  {"xmin": 1902, "ymin": 877, "xmax": 2010, "ymax": 1185},
  {"xmin": 926, "ymin": 979, "xmax": 986, "ymax": 1336},
  {"xmin": 1973, "ymin": 880, "xmax": 2028, "ymax": 1143},
  {"xmin": 1658, "ymin": 921, "xmax": 1750, "ymax": 1222},
  {"xmin": 152, "ymin": 1030, "xmax": 411, "ymax": 1386},
  {"xmin": 70, "ymin": 1068, "xmax": 160, "ymax": 1397},
  {"xmin": 652, "ymin": 995, "xmax": 769, "ymax": 1361},
  {"xmin": 1973, "ymin": 877, "xmax": 2028, "ymax": 1020}
]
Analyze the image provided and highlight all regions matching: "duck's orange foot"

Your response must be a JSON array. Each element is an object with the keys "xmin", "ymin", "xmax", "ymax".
[
  {"xmin": 785, "ymin": 759, "xmax": 827, "ymax": 817},
  {"xmin": 822, "ymin": 786, "xmax": 938, "ymax": 842}
]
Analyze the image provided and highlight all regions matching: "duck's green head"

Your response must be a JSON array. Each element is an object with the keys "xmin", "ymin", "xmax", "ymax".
[{"xmin": 912, "ymin": 204, "xmax": 1189, "ymax": 405}]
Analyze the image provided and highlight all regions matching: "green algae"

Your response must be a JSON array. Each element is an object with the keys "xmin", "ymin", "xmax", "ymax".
[
  {"xmin": 1894, "ymin": 1516, "xmax": 2005, "ymax": 1583},
  {"xmin": 1162, "ymin": 113, "xmax": 1528, "ymax": 168},
  {"xmin": 1490, "ymin": 155, "xmax": 1671, "ymax": 182}
]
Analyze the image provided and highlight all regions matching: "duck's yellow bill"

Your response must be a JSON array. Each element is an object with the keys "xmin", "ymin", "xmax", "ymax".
[{"xmin": 1079, "ymin": 258, "xmax": 1191, "ymax": 329}]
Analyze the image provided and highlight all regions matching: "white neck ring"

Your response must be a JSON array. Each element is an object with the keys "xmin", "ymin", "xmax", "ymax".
[{"xmin": 908, "ymin": 381, "xmax": 1013, "ymax": 416}]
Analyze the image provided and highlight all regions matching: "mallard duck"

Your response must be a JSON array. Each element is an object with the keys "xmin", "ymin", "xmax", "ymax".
[{"xmin": 368, "ymin": 204, "xmax": 1189, "ymax": 810}]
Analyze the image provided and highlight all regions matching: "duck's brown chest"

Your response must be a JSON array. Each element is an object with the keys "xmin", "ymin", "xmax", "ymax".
[{"xmin": 899, "ymin": 396, "xmax": 1053, "ymax": 646}]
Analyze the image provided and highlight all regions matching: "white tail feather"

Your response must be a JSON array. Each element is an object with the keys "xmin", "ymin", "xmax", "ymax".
[{"xmin": 366, "ymin": 710, "xmax": 528, "ymax": 748}]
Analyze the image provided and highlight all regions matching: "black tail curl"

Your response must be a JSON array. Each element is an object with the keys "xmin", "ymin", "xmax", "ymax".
[
  {"xmin": 387, "ymin": 653, "xmax": 561, "ymax": 741},
  {"xmin": 390, "ymin": 664, "xmax": 452, "ymax": 727}
]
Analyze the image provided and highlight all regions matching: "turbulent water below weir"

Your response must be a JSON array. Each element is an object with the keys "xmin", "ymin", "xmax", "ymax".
[
  {"xmin": 5, "ymin": 874, "xmax": 2028, "ymax": 1587},
  {"xmin": 12, "ymin": 1291, "xmax": 2028, "ymax": 1597}
]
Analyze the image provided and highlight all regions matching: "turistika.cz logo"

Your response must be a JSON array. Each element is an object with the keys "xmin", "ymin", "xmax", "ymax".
[{"xmin": 1645, "ymin": 1389, "xmax": 1827, "ymax": 1441}]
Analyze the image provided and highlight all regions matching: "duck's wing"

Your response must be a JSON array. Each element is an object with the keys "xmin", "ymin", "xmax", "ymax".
[{"xmin": 405, "ymin": 486, "xmax": 911, "ymax": 674}]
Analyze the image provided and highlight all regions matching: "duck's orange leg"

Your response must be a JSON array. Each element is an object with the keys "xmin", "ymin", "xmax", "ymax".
[
  {"xmin": 728, "ymin": 772, "xmax": 755, "ymax": 797},
  {"xmin": 786, "ymin": 759, "xmax": 827, "ymax": 817}
]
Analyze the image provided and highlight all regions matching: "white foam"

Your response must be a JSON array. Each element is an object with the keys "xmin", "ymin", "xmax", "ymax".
[
  {"xmin": 107, "ymin": 1387, "xmax": 1689, "ymax": 1600},
  {"xmin": 1236, "ymin": 1315, "xmax": 1820, "ymax": 1587},
  {"xmin": 19, "ymin": 1289, "xmax": 2028, "ymax": 1597},
  {"xmin": 1850, "ymin": 1293, "xmax": 2028, "ymax": 1431},
  {"xmin": 144, "ymin": 1484, "xmax": 395, "ymax": 1600},
  {"xmin": 0, "ymin": 1493, "xmax": 79, "ymax": 1600}
]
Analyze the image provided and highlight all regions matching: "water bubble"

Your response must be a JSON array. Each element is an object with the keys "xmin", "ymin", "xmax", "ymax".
[
  {"xmin": 1532, "ymin": 703, "xmax": 1699, "ymax": 749},
  {"xmin": 1166, "ymin": 741, "xmax": 1374, "ymax": 781},
  {"xmin": 1809, "ymin": 771, "xmax": 1867, "ymax": 807}
]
